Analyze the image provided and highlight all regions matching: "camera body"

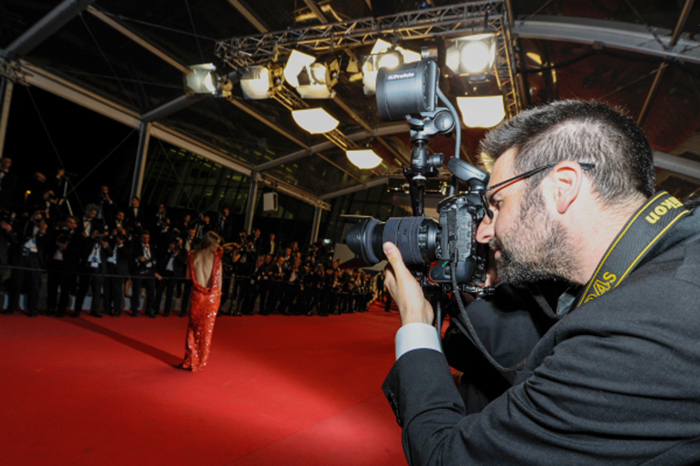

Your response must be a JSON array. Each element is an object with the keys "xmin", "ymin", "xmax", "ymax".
[
  {"xmin": 347, "ymin": 165, "xmax": 490, "ymax": 292},
  {"xmin": 345, "ymin": 59, "xmax": 492, "ymax": 292}
]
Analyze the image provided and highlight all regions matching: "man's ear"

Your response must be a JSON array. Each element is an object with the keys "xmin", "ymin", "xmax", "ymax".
[{"xmin": 549, "ymin": 161, "xmax": 583, "ymax": 214}]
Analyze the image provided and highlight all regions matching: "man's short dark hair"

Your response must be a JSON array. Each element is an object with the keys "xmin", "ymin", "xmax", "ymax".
[{"xmin": 479, "ymin": 100, "xmax": 656, "ymax": 203}]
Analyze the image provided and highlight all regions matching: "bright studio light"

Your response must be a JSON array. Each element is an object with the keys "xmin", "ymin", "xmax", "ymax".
[
  {"xmin": 346, "ymin": 149, "xmax": 382, "ymax": 169},
  {"xmin": 291, "ymin": 108, "xmax": 339, "ymax": 134},
  {"xmin": 457, "ymin": 95, "xmax": 505, "ymax": 128},
  {"xmin": 184, "ymin": 63, "xmax": 218, "ymax": 95},
  {"xmin": 445, "ymin": 34, "xmax": 496, "ymax": 76},
  {"xmin": 284, "ymin": 50, "xmax": 316, "ymax": 88},
  {"xmin": 361, "ymin": 39, "xmax": 421, "ymax": 95},
  {"xmin": 285, "ymin": 51, "xmax": 339, "ymax": 99},
  {"xmin": 239, "ymin": 65, "xmax": 282, "ymax": 100}
]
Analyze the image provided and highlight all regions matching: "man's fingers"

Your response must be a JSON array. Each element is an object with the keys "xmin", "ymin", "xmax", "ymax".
[{"xmin": 383, "ymin": 242, "xmax": 410, "ymax": 280}]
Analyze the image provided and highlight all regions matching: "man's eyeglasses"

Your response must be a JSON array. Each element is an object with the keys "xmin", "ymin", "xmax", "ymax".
[{"xmin": 482, "ymin": 162, "xmax": 595, "ymax": 218}]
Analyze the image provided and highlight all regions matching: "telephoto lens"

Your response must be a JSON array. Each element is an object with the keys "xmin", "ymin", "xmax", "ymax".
[{"xmin": 346, "ymin": 216, "xmax": 440, "ymax": 267}]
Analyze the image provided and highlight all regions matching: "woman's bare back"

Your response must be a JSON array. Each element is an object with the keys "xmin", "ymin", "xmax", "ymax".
[{"xmin": 192, "ymin": 249, "xmax": 217, "ymax": 288}]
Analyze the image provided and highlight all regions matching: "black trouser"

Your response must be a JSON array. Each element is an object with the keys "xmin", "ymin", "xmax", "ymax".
[
  {"xmin": 241, "ymin": 281, "xmax": 260, "ymax": 315},
  {"xmin": 258, "ymin": 280, "xmax": 271, "ymax": 314},
  {"xmin": 130, "ymin": 274, "xmax": 156, "ymax": 314},
  {"xmin": 46, "ymin": 261, "xmax": 71, "ymax": 315},
  {"xmin": 278, "ymin": 282, "xmax": 301, "ymax": 315},
  {"xmin": 74, "ymin": 268, "xmax": 104, "ymax": 315},
  {"xmin": 8, "ymin": 254, "xmax": 43, "ymax": 315},
  {"xmin": 220, "ymin": 273, "xmax": 233, "ymax": 311},
  {"xmin": 103, "ymin": 265, "xmax": 124, "ymax": 316},
  {"xmin": 154, "ymin": 271, "xmax": 177, "ymax": 316},
  {"xmin": 266, "ymin": 281, "xmax": 284, "ymax": 314}
]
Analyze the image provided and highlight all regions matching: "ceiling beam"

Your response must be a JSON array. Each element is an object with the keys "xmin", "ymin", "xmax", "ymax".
[
  {"xmin": 0, "ymin": 0, "xmax": 97, "ymax": 60},
  {"xmin": 225, "ymin": 97, "xmax": 309, "ymax": 150},
  {"xmin": 637, "ymin": 0, "xmax": 696, "ymax": 126},
  {"xmin": 226, "ymin": 0, "xmax": 269, "ymax": 34},
  {"xmin": 142, "ymin": 94, "xmax": 207, "ymax": 122},
  {"xmin": 303, "ymin": 0, "xmax": 329, "ymax": 23},
  {"xmin": 254, "ymin": 122, "xmax": 407, "ymax": 171},
  {"xmin": 319, "ymin": 177, "xmax": 389, "ymax": 201},
  {"xmin": 87, "ymin": 5, "xmax": 190, "ymax": 74},
  {"xmin": 512, "ymin": 16, "xmax": 700, "ymax": 65},
  {"xmin": 20, "ymin": 61, "xmax": 141, "ymax": 128},
  {"xmin": 654, "ymin": 151, "xmax": 700, "ymax": 181}
]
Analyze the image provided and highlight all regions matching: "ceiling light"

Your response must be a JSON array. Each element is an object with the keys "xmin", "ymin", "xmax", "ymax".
[
  {"xmin": 239, "ymin": 65, "xmax": 283, "ymax": 99},
  {"xmin": 445, "ymin": 34, "xmax": 496, "ymax": 76},
  {"xmin": 346, "ymin": 149, "xmax": 382, "ymax": 169},
  {"xmin": 285, "ymin": 51, "xmax": 339, "ymax": 99},
  {"xmin": 291, "ymin": 108, "xmax": 339, "ymax": 134},
  {"xmin": 184, "ymin": 63, "xmax": 219, "ymax": 95},
  {"xmin": 284, "ymin": 50, "xmax": 316, "ymax": 88},
  {"xmin": 456, "ymin": 95, "xmax": 505, "ymax": 128}
]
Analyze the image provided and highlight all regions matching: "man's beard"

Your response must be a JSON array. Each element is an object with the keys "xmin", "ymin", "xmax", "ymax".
[{"xmin": 491, "ymin": 188, "xmax": 577, "ymax": 285}]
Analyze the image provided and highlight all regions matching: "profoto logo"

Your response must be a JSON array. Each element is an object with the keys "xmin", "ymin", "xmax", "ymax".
[
  {"xmin": 387, "ymin": 71, "xmax": 416, "ymax": 81},
  {"xmin": 645, "ymin": 196, "xmax": 684, "ymax": 224}
]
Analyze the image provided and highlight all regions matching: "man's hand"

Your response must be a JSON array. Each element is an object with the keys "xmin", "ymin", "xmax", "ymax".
[{"xmin": 383, "ymin": 242, "xmax": 434, "ymax": 326}]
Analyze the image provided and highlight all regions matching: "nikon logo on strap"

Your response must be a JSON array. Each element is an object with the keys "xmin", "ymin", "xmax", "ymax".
[
  {"xmin": 577, "ymin": 191, "xmax": 689, "ymax": 308},
  {"xmin": 645, "ymin": 196, "xmax": 684, "ymax": 224}
]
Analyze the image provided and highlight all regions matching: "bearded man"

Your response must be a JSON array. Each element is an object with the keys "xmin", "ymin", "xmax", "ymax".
[{"xmin": 381, "ymin": 100, "xmax": 700, "ymax": 465}]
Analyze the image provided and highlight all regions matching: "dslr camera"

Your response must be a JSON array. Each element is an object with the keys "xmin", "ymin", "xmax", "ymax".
[{"xmin": 346, "ymin": 60, "xmax": 492, "ymax": 294}]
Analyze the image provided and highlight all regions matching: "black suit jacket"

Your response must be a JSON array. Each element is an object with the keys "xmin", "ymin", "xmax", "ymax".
[
  {"xmin": 130, "ymin": 241, "xmax": 156, "ymax": 276},
  {"xmin": 383, "ymin": 209, "xmax": 700, "ymax": 466},
  {"xmin": 126, "ymin": 207, "xmax": 147, "ymax": 233}
]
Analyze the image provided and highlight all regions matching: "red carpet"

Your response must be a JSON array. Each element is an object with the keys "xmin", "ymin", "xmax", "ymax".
[{"xmin": 0, "ymin": 303, "xmax": 406, "ymax": 466}]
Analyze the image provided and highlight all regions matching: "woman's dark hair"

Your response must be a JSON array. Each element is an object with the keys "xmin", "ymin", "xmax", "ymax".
[{"xmin": 199, "ymin": 231, "xmax": 221, "ymax": 250}]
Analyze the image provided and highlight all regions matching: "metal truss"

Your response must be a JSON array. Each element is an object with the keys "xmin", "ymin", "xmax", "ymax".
[
  {"xmin": 217, "ymin": 0, "xmax": 521, "ymax": 119},
  {"xmin": 216, "ymin": 1, "xmax": 507, "ymax": 69},
  {"xmin": 0, "ymin": 59, "xmax": 29, "ymax": 85}
]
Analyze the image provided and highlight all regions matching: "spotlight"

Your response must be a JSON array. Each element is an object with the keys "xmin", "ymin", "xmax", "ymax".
[
  {"xmin": 239, "ymin": 65, "xmax": 283, "ymax": 99},
  {"xmin": 361, "ymin": 39, "xmax": 421, "ymax": 95},
  {"xmin": 284, "ymin": 51, "xmax": 339, "ymax": 99},
  {"xmin": 346, "ymin": 149, "xmax": 382, "ymax": 169},
  {"xmin": 456, "ymin": 95, "xmax": 505, "ymax": 128},
  {"xmin": 296, "ymin": 54, "xmax": 339, "ymax": 99},
  {"xmin": 445, "ymin": 34, "xmax": 496, "ymax": 77},
  {"xmin": 184, "ymin": 63, "xmax": 219, "ymax": 95},
  {"xmin": 291, "ymin": 108, "xmax": 339, "ymax": 134},
  {"xmin": 284, "ymin": 50, "xmax": 316, "ymax": 88}
]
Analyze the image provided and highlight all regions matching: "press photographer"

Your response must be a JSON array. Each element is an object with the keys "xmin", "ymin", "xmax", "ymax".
[{"xmin": 362, "ymin": 59, "xmax": 700, "ymax": 465}]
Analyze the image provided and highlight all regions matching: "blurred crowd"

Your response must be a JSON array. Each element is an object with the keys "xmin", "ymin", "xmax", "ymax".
[{"xmin": 0, "ymin": 159, "xmax": 378, "ymax": 318}]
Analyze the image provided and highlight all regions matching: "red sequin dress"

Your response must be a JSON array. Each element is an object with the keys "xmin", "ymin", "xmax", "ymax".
[{"xmin": 179, "ymin": 250, "xmax": 222, "ymax": 372}]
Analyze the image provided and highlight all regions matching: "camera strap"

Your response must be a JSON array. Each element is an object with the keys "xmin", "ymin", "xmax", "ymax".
[{"xmin": 575, "ymin": 191, "xmax": 689, "ymax": 309}]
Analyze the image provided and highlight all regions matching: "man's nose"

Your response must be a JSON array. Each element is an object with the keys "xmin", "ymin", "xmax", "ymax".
[{"xmin": 476, "ymin": 215, "xmax": 494, "ymax": 245}]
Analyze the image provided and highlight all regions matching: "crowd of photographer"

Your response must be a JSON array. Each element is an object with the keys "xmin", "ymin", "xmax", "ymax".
[{"xmin": 0, "ymin": 161, "xmax": 377, "ymax": 318}]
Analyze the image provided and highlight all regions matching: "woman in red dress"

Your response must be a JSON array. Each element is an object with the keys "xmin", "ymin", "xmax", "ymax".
[{"xmin": 177, "ymin": 231, "xmax": 223, "ymax": 372}]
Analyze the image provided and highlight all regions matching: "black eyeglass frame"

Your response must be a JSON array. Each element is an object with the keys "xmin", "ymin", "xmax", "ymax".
[{"xmin": 481, "ymin": 162, "xmax": 595, "ymax": 218}]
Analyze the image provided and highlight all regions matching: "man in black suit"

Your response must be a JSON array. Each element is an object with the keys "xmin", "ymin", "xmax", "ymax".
[
  {"xmin": 126, "ymin": 196, "xmax": 146, "ymax": 234},
  {"xmin": 129, "ymin": 231, "xmax": 158, "ymax": 317},
  {"xmin": 96, "ymin": 185, "xmax": 116, "ymax": 231},
  {"xmin": 45, "ymin": 217, "xmax": 81, "ymax": 317},
  {"xmin": 259, "ymin": 233, "xmax": 278, "ymax": 257},
  {"xmin": 216, "ymin": 208, "xmax": 233, "ymax": 242},
  {"xmin": 103, "ymin": 233, "xmax": 130, "ymax": 317},
  {"xmin": 154, "ymin": 238, "xmax": 185, "ymax": 317},
  {"xmin": 381, "ymin": 101, "xmax": 700, "ymax": 465},
  {"xmin": 6, "ymin": 211, "xmax": 47, "ymax": 317},
  {"xmin": 73, "ymin": 229, "xmax": 111, "ymax": 318}
]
